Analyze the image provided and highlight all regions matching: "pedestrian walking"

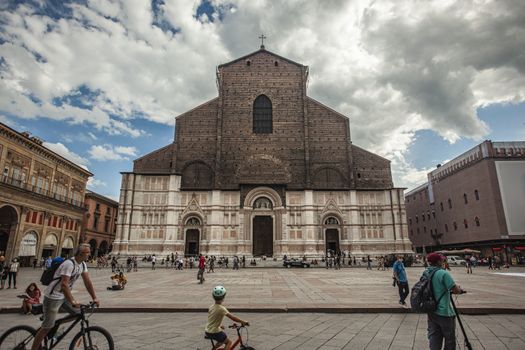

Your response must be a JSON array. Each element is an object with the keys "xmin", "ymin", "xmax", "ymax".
[
  {"xmin": 366, "ymin": 255, "xmax": 372, "ymax": 270},
  {"xmin": 7, "ymin": 258, "xmax": 19, "ymax": 289},
  {"xmin": 197, "ymin": 254, "xmax": 206, "ymax": 284},
  {"xmin": 151, "ymin": 254, "xmax": 156, "ymax": 270},
  {"xmin": 465, "ymin": 256, "xmax": 473, "ymax": 274},
  {"xmin": 423, "ymin": 253, "xmax": 464, "ymax": 350},
  {"xmin": 233, "ymin": 256, "xmax": 239, "ymax": 270},
  {"xmin": 393, "ymin": 255, "xmax": 409, "ymax": 306},
  {"xmin": 133, "ymin": 256, "xmax": 138, "ymax": 272}
]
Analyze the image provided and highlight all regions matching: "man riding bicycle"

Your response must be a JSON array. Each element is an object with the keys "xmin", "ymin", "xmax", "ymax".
[{"xmin": 31, "ymin": 243, "xmax": 100, "ymax": 350}]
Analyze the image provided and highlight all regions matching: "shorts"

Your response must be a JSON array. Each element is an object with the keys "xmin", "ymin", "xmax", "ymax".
[
  {"xmin": 41, "ymin": 296, "xmax": 78, "ymax": 328},
  {"xmin": 205, "ymin": 331, "xmax": 227, "ymax": 343}
]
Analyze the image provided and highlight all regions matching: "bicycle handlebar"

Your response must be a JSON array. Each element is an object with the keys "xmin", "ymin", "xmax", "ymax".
[{"xmin": 228, "ymin": 323, "xmax": 249, "ymax": 329}]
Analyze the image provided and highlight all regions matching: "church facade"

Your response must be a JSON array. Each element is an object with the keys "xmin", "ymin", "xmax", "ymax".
[{"xmin": 113, "ymin": 47, "xmax": 412, "ymax": 258}]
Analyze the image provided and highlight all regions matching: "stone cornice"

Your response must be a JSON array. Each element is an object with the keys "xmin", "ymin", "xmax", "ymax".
[{"xmin": 0, "ymin": 122, "xmax": 92, "ymax": 179}]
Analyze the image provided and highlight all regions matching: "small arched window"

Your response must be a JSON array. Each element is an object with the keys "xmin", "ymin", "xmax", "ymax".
[
  {"xmin": 246, "ymin": 60, "xmax": 251, "ymax": 66},
  {"xmin": 440, "ymin": 202, "xmax": 444, "ymax": 211},
  {"xmin": 474, "ymin": 190, "xmax": 479, "ymax": 201},
  {"xmin": 324, "ymin": 217, "xmax": 339, "ymax": 225},
  {"xmin": 475, "ymin": 217, "xmax": 480, "ymax": 226},
  {"xmin": 464, "ymin": 219, "xmax": 468, "ymax": 229},
  {"xmin": 253, "ymin": 95, "xmax": 272, "ymax": 134},
  {"xmin": 253, "ymin": 197, "xmax": 273, "ymax": 209},
  {"xmin": 448, "ymin": 198, "xmax": 452, "ymax": 209},
  {"xmin": 186, "ymin": 217, "xmax": 201, "ymax": 226},
  {"xmin": 453, "ymin": 221, "xmax": 458, "ymax": 230},
  {"xmin": 463, "ymin": 193, "xmax": 468, "ymax": 204},
  {"xmin": 445, "ymin": 224, "xmax": 449, "ymax": 232}
]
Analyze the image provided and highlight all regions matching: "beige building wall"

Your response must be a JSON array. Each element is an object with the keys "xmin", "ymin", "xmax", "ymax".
[
  {"xmin": 0, "ymin": 123, "xmax": 91, "ymax": 265},
  {"xmin": 113, "ymin": 173, "xmax": 412, "ymax": 257}
]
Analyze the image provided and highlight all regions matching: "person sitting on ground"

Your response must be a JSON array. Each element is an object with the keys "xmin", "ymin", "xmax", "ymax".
[
  {"xmin": 19, "ymin": 282, "xmax": 41, "ymax": 314},
  {"xmin": 107, "ymin": 272, "xmax": 127, "ymax": 290},
  {"xmin": 205, "ymin": 286, "xmax": 249, "ymax": 350}
]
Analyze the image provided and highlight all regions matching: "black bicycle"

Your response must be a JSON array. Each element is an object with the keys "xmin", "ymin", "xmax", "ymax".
[{"xmin": 0, "ymin": 303, "xmax": 114, "ymax": 350}]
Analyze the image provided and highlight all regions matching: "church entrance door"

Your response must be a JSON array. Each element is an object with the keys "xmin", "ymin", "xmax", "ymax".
[
  {"xmin": 325, "ymin": 229, "xmax": 340, "ymax": 254},
  {"xmin": 185, "ymin": 229, "xmax": 200, "ymax": 257},
  {"xmin": 253, "ymin": 216, "xmax": 273, "ymax": 257}
]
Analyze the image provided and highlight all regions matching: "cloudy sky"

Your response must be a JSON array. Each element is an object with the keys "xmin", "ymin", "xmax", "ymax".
[{"xmin": 1, "ymin": 0, "xmax": 524, "ymax": 200}]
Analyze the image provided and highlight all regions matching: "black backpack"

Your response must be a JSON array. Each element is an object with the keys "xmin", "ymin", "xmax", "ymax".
[
  {"xmin": 40, "ymin": 258, "xmax": 69, "ymax": 286},
  {"xmin": 410, "ymin": 268, "xmax": 447, "ymax": 312}
]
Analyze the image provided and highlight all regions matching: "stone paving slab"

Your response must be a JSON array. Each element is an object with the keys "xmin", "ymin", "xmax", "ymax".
[
  {"xmin": 2, "ymin": 312, "xmax": 525, "ymax": 349},
  {"xmin": 1, "ymin": 266, "xmax": 524, "ymax": 313}
]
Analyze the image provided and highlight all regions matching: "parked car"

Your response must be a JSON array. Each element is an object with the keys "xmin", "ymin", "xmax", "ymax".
[
  {"xmin": 446, "ymin": 255, "xmax": 467, "ymax": 266},
  {"xmin": 283, "ymin": 259, "xmax": 310, "ymax": 268}
]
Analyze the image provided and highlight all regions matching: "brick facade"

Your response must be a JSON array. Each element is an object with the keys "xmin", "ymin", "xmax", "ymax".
[{"xmin": 114, "ymin": 48, "xmax": 411, "ymax": 258}]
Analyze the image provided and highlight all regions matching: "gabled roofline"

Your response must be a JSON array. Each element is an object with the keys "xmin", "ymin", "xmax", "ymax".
[
  {"xmin": 218, "ymin": 47, "xmax": 306, "ymax": 69},
  {"xmin": 133, "ymin": 143, "xmax": 174, "ymax": 162},
  {"xmin": 307, "ymin": 97, "xmax": 350, "ymax": 122},
  {"xmin": 174, "ymin": 97, "xmax": 219, "ymax": 121},
  {"xmin": 352, "ymin": 144, "xmax": 391, "ymax": 163}
]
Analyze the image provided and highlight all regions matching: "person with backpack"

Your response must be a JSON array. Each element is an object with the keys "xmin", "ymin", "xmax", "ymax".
[
  {"xmin": 30, "ymin": 244, "xmax": 99, "ymax": 350},
  {"xmin": 424, "ymin": 252, "xmax": 464, "ymax": 350}
]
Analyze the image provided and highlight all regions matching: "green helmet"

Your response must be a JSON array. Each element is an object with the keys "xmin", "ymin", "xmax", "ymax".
[{"xmin": 212, "ymin": 285, "xmax": 227, "ymax": 299}]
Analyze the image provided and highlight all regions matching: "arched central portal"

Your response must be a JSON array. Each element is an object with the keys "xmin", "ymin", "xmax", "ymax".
[
  {"xmin": 325, "ymin": 229, "xmax": 340, "ymax": 254},
  {"xmin": 253, "ymin": 216, "xmax": 273, "ymax": 257},
  {"xmin": 185, "ymin": 229, "xmax": 200, "ymax": 257}
]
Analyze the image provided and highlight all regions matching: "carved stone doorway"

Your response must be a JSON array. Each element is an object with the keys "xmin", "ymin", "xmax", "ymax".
[
  {"xmin": 253, "ymin": 216, "xmax": 273, "ymax": 257},
  {"xmin": 325, "ymin": 229, "xmax": 340, "ymax": 254},
  {"xmin": 185, "ymin": 229, "xmax": 200, "ymax": 257}
]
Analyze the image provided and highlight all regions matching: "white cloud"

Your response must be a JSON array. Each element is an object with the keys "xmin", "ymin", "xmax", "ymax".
[
  {"xmin": 87, "ymin": 177, "xmax": 107, "ymax": 189},
  {"xmin": 43, "ymin": 142, "xmax": 89, "ymax": 170},
  {"xmin": 88, "ymin": 144, "xmax": 137, "ymax": 161},
  {"xmin": 114, "ymin": 146, "xmax": 138, "ymax": 156},
  {"xmin": 1, "ymin": 0, "xmax": 524, "ymax": 190}
]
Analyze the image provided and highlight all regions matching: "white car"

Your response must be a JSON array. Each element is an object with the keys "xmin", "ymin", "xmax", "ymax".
[{"xmin": 447, "ymin": 255, "xmax": 467, "ymax": 266}]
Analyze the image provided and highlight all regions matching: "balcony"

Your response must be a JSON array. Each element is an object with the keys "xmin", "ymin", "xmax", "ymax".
[{"xmin": 0, "ymin": 174, "xmax": 84, "ymax": 208}]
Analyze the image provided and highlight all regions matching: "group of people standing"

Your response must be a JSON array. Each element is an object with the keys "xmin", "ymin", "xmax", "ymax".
[{"xmin": 0, "ymin": 256, "xmax": 19, "ymax": 289}]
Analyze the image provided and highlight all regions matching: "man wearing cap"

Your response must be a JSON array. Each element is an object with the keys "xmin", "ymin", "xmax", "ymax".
[{"xmin": 425, "ymin": 252, "xmax": 464, "ymax": 350}]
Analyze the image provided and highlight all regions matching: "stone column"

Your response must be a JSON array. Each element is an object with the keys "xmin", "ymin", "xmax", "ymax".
[{"xmin": 7, "ymin": 205, "xmax": 28, "ymax": 261}]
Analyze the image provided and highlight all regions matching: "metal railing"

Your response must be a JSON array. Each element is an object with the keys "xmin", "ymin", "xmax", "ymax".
[{"xmin": 0, "ymin": 174, "xmax": 84, "ymax": 208}]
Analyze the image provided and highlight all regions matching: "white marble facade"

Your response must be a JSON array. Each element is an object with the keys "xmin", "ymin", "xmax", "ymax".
[{"xmin": 112, "ymin": 173, "xmax": 413, "ymax": 258}]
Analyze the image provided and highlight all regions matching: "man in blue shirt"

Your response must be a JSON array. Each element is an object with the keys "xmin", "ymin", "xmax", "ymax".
[
  {"xmin": 393, "ymin": 255, "xmax": 409, "ymax": 306},
  {"xmin": 425, "ymin": 252, "xmax": 464, "ymax": 350}
]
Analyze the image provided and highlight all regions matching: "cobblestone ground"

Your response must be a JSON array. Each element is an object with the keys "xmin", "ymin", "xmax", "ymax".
[
  {"xmin": 0, "ymin": 266, "xmax": 524, "ymax": 310},
  {"xmin": 1, "ymin": 312, "xmax": 525, "ymax": 349}
]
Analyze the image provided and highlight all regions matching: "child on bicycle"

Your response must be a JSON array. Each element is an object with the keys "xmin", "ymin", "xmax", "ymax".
[{"xmin": 205, "ymin": 285, "xmax": 249, "ymax": 350}]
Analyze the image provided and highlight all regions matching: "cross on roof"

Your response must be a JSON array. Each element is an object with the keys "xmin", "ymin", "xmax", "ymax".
[{"xmin": 259, "ymin": 34, "xmax": 266, "ymax": 49}]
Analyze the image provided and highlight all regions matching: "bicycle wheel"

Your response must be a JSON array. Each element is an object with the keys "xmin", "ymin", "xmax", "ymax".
[
  {"xmin": 69, "ymin": 326, "xmax": 114, "ymax": 350},
  {"xmin": 0, "ymin": 325, "xmax": 37, "ymax": 350}
]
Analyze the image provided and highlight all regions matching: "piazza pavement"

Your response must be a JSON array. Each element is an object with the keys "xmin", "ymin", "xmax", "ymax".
[{"xmin": 1, "ymin": 265, "xmax": 525, "ymax": 349}]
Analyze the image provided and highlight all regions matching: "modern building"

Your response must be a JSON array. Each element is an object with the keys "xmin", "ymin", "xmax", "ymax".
[
  {"xmin": 113, "ymin": 46, "xmax": 412, "ymax": 258},
  {"xmin": 81, "ymin": 191, "xmax": 119, "ymax": 258},
  {"xmin": 0, "ymin": 122, "xmax": 92, "ymax": 265},
  {"xmin": 406, "ymin": 140, "xmax": 525, "ymax": 262}
]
